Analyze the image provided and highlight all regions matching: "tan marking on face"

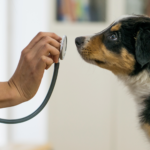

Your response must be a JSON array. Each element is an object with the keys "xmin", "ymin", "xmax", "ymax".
[
  {"xmin": 142, "ymin": 123, "xmax": 150, "ymax": 138},
  {"xmin": 81, "ymin": 35, "xmax": 135, "ymax": 75},
  {"xmin": 111, "ymin": 23, "xmax": 121, "ymax": 32}
]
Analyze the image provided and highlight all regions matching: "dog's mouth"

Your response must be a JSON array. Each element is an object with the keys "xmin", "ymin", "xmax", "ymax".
[
  {"xmin": 95, "ymin": 60, "xmax": 105, "ymax": 65},
  {"xmin": 80, "ymin": 54, "xmax": 106, "ymax": 65}
]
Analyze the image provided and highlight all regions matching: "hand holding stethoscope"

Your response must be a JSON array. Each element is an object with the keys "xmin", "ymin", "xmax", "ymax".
[{"xmin": 0, "ymin": 33, "xmax": 67, "ymax": 124}]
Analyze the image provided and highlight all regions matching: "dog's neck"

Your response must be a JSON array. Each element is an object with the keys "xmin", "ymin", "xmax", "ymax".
[
  {"xmin": 117, "ymin": 70, "xmax": 150, "ymax": 126},
  {"xmin": 117, "ymin": 70, "xmax": 150, "ymax": 125},
  {"xmin": 118, "ymin": 70, "xmax": 150, "ymax": 103}
]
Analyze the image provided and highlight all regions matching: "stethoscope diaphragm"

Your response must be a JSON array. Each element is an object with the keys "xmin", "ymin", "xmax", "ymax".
[{"xmin": 60, "ymin": 35, "xmax": 67, "ymax": 60}]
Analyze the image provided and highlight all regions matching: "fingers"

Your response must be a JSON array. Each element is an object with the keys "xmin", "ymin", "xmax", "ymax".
[
  {"xmin": 48, "ymin": 37, "xmax": 61, "ymax": 49},
  {"xmin": 33, "ymin": 36, "xmax": 61, "ymax": 55},
  {"xmin": 39, "ymin": 44, "xmax": 60, "ymax": 63},
  {"xmin": 27, "ymin": 32, "xmax": 62, "ymax": 50},
  {"xmin": 41, "ymin": 55, "xmax": 54, "ymax": 70},
  {"xmin": 50, "ymin": 55, "xmax": 60, "ymax": 63}
]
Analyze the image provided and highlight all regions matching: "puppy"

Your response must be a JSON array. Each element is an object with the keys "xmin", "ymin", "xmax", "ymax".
[{"xmin": 75, "ymin": 15, "xmax": 150, "ymax": 140}]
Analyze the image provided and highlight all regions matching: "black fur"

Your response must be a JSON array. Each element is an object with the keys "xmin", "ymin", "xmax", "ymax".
[
  {"xmin": 136, "ymin": 29, "xmax": 150, "ymax": 67},
  {"xmin": 119, "ymin": 16, "xmax": 150, "ymax": 126},
  {"xmin": 102, "ymin": 16, "xmax": 150, "ymax": 76},
  {"xmin": 140, "ymin": 97, "xmax": 150, "ymax": 124},
  {"xmin": 103, "ymin": 30, "xmax": 123, "ymax": 54},
  {"xmin": 120, "ymin": 16, "xmax": 150, "ymax": 76}
]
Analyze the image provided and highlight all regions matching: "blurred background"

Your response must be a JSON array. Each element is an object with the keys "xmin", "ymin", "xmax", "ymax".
[{"xmin": 0, "ymin": 0, "xmax": 150, "ymax": 150}]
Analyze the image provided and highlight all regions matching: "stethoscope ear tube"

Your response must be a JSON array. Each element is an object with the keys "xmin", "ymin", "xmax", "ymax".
[{"xmin": 0, "ymin": 63, "xmax": 59, "ymax": 124}]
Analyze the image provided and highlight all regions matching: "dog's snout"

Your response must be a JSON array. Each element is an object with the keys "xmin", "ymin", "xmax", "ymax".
[{"xmin": 75, "ymin": 37, "xmax": 85, "ymax": 48}]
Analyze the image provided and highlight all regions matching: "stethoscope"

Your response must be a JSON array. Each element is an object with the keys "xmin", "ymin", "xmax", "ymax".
[{"xmin": 0, "ymin": 35, "xmax": 67, "ymax": 124}]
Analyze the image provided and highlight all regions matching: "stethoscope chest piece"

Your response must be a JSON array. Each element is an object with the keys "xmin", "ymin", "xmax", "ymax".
[{"xmin": 60, "ymin": 35, "xmax": 67, "ymax": 60}]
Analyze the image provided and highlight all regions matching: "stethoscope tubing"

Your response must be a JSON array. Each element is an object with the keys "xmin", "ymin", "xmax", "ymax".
[{"xmin": 0, "ymin": 63, "xmax": 59, "ymax": 124}]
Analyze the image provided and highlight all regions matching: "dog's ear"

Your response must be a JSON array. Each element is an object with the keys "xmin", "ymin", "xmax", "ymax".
[{"xmin": 135, "ymin": 28, "xmax": 150, "ymax": 67}]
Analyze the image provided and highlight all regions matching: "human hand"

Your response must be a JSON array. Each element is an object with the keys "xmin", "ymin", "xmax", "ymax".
[{"xmin": 8, "ymin": 32, "xmax": 62, "ymax": 106}]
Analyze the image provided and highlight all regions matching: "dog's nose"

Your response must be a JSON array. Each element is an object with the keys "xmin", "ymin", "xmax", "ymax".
[{"xmin": 75, "ymin": 37, "xmax": 85, "ymax": 48}]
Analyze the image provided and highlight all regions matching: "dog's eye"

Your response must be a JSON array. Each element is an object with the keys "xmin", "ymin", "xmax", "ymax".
[{"xmin": 109, "ymin": 34, "xmax": 118, "ymax": 41}]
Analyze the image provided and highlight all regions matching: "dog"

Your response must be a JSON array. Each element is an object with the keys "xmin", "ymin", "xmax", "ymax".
[{"xmin": 75, "ymin": 15, "xmax": 150, "ymax": 141}]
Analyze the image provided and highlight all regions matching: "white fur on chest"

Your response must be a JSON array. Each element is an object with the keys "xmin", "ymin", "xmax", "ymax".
[{"xmin": 118, "ymin": 70, "xmax": 150, "ymax": 103}]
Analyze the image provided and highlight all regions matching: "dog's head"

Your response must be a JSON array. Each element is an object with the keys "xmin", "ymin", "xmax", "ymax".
[{"xmin": 75, "ymin": 15, "xmax": 150, "ymax": 76}]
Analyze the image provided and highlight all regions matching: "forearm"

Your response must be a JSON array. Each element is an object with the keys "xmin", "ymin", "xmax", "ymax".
[{"xmin": 0, "ymin": 82, "xmax": 19, "ymax": 108}]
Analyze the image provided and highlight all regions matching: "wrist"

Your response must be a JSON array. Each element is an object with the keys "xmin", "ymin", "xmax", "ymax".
[
  {"xmin": 8, "ymin": 79, "xmax": 26, "ymax": 106},
  {"xmin": 0, "ymin": 82, "xmax": 20, "ymax": 108},
  {"xmin": 7, "ymin": 80, "xmax": 20, "ymax": 101}
]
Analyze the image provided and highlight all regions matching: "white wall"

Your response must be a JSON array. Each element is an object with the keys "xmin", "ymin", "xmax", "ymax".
[{"xmin": 0, "ymin": 0, "xmax": 9, "ymax": 146}]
